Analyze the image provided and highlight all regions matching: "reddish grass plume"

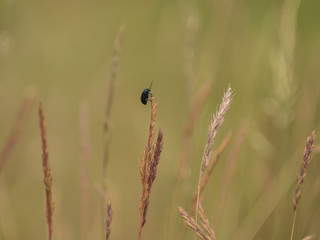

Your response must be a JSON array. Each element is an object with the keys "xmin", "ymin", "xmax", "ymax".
[
  {"xmin": 138, "ymin": 94, "xmax": 164, "ymax": 240},
  {"xmin": 38, "ymin": 102, "xmax": 54, "ymax": 240}
]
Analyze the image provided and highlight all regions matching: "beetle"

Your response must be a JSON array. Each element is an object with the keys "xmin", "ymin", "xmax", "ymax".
[{"xmin": 140, "ymin": 82, "xmax": 153, "ymax": 105}]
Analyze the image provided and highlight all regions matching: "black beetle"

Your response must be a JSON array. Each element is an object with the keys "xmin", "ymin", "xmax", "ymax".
[{"xmin": 140, "ymin": 82, "xmax": 153, "ymax": 105}]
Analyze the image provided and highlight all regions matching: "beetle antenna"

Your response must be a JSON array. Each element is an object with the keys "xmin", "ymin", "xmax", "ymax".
[{"xmin": 149, "ymin": 81, "xmax": 154, "ymax": 90}]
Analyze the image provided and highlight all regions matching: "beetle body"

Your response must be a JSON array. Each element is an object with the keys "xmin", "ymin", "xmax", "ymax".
[{"xmin": 140, "ymin": 88, "xmax": 151, "ymax": 105}]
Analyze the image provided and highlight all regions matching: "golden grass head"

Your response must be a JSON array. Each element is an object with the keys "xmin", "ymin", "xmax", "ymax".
[
  {"xmin": 293, "ymin": 130, "xmax": 316, "ymax": 211},
  {"xmin": 202, "ymin": 86, "xmax": 233, "ymax": 170},
  {"xmin": 178, "ymin": 206, "xmax": 215, "ymax": 240},
  {"xmin": 138, "ymin": 96, "xmax": 163, "ymax": 240}
]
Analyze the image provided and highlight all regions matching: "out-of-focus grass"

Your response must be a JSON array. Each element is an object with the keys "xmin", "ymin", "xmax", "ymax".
[{"xmin": 0, "ymin": 1, "xmax": 320, "ymax": 240}]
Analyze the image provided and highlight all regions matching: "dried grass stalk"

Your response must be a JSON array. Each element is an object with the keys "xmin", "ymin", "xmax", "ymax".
[
  {"xmin": 102, "ymin": 24, "xmax": 125, "ymax": 191},
  {"xmin": 38, "ymin": 102, "xmax": 54, "ymax": 240},
  {"xmin": 178, "ymin": 207, "xmax": 210, "ymax": 240},
  {"xmin": 290, "ymin": 130, "xmax": 315, "ymax": 240},
  {"xmin": 79, "ymin": 103, "xmax": 90, "ymax": 239},
  {"xmin": 138, "ymin": 96, "xmax": 163, "ymax": 240},
  {"xmin": 189, "ymin": 133, "xmax": 232, "ymax": 214},
  {"xmin": 0, "ymin": 97, "xmax": 33, "ymax": 177},
  {"xmin": 177, "ymin": 133, "xmax": 231, "ymax": 240},
  {"xmin": 195, "ymin": 86, "xmax": 232, "ymax": 224},
  {"xmin": 105, "ymin": 199, "xmax": 112, "ymax": 240},
  {"xmin": 198, "ymin": 204, "xmax": 216, "ymax": 240}
]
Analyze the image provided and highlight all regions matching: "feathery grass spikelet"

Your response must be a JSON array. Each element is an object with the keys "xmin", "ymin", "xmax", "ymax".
[
  {"xmin": 293, "ymin": 130, "xmax": 316, "ymax": 210},
  {"xmin": 195, "ymin": 86, "xmax": 232, "ymax": 225},
  {"xmin": 38, "ymin": 102, "xmax": 54, "ymax": 240},
  {"xmin": 138, "ymin": 95, "xmax": 163, "ymax": 240},
  {"xmin": 290, "ymin": 130, "xmax": 316, "ymax": 240},
  {"xmin": 202, "ymin": 86, "xmax": 233, "ymax": 170},
  {"xmin": 105, "ymin": 199, "xmax": 112, "ymax": 240},
  {"xmin": 0, "ymin": 97, "xmax": 33, "ymax": 177}
]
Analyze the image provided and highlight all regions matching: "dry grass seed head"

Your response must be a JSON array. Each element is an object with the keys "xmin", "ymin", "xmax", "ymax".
[
  {"xmin": 177, "ymin": 207, "xmax": 210, "ymax": 240},
  {"xmin": 202, "ymin": 86, "xmax": 233, "ymax": 170},
  {"xmin": 198, "ymin": 204, "xmax": 216, "ymax": 240},
  {"xmin": 195, "ymin": 86, "xmax": 233, "ymax": 227},
  {"xmin": 106, "ymin": 199, "xmax": 113, "ymax": 240},
  {"xmin": 38, "ymin": 102, "xmax": 54, "ymax": 240},
  {"xmin": 293, "ymin": 130, "xmax": 315, "ymax": 211},
  {"xmin": 138, "ymin": 99, "xmax": 163, "ymax": 240},
  {"xmin": 148, "ymin": 130, "xmax": 163, "ymax": 189},
  {"xmin": 290, "ymin": 130, "xmax": 316, "ymax": 240}
]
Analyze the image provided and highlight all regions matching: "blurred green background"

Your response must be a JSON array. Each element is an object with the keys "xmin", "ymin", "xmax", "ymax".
[{"xmin": 0, "ymin": 0, "xmax": 320, "ymax": 239}]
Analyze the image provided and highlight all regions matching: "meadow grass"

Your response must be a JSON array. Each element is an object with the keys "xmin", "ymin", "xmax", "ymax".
[{"xmin": 0, "ymin": 1, "xmax": 320, "ymax": 239}]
